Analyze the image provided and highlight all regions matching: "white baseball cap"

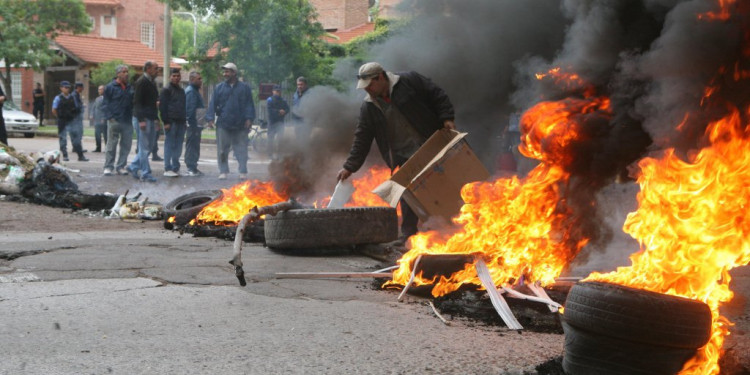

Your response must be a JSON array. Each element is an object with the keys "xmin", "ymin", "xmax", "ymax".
[
  {"xmin": 221, "ymin": 62, "xmax": 238, "ymax": 72},
  {"xmin": 356, "ymin": 62, "xmax": 384, "ymax": 89}
]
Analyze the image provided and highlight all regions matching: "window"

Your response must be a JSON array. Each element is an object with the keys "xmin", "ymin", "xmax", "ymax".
[
  {"xmin": 141, "ymin": 22, "xmax": 155, "ymax": 49},
  {"xmin": 89, "ymin": 16, "xmax": 95, "ymax": 29},
  {"xmin": 11, "ymin": 71, "xmax": 22, "ymax": 107}
]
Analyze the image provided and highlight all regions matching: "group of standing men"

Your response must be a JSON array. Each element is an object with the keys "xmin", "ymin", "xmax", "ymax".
[{"xmin": 52, "ymin": 61, "xmax": 261, "ymax": 182}]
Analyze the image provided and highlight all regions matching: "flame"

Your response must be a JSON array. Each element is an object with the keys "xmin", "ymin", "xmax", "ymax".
[
  {"xmin": 387, "ymin": 96, "xmax": 611, "ymax": 296},
  {"xmin": 347, "ymin": 165, "xmax": 392, "ymax": 207},
  {"xmin": 194, "ymin": 180, "xmax": 288, "ymax": 225},
  {"xmin": 316, "ymin": 165, "xmax": 393, "ymax": 209},
  {"xmin": 167, "ymin": 216, "xmax": 175, "ymax": 224},
  {"xmin": 698, "ymin": 0, "xmax": 735, "ymax": 21},
  {"xmin": 585, "ymin": 107, "xmax": 750, "ymax": 374},
  {"xmin": 535, "ymin": 67, "xmax": 597, "ymax": 97}
]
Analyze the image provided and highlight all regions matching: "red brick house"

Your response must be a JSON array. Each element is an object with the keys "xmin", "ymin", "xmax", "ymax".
[{"xmin": 11, "ymin": 0, "xmax": 174, "ymax": 121}]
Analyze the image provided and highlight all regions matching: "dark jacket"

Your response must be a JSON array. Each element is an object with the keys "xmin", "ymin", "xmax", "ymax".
[
  {"xmin": 343, "ymin": 71, "xmax": 455, "ymax": 172},
  {"xmin": 205, "ymin": 80, "xmax": 255, "ymax": 130},
  {"xmin": 159, "ymin": 83, "xmax": 186, "ymax": 125},
  {"xmin": 133, "ymin": 74, "xmax": 159, "ymax": 121},
  {"xmin": 266, "ymin": 94, "xmax": 289, "ymax": 125},
  {"xmin": 72, "ymin": 90, "xmax": 84, "ymax": 121},
  {"xmin": 55, "ymin": 94, "xmax": 77, "ymax": 122},
  {"xmin": 103, "ymin": 79, "xmax": 133, "ymax": 122},
  {"xmin": 185, "ymin": 83, "xmax": 205, "ymax": 128}
]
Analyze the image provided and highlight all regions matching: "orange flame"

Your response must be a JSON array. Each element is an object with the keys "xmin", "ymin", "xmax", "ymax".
[
  {"xmin": 194, "ymin": 180, "xmax": 288, "ymax": 225},
  {"xmin": 316, "ymin": 166, "xmax": 393, "ymax": 209},
  {"xmin": 585, "ymin": 107, "xmax": 750, "ymax": 374},
  {"xmin": 387, "ymin": 96, "xmax": 611, "ymax": 296},
  {"xmin": 347, "ymin": 165, "xmax": 392, "ymax": 207},
  {"xmin": 535, "ymin": 67, "xmax": 597, "ymax": 97},
  {"xmin": 698, "ymin": 0, "xmax": 735, "ymax": 21}
]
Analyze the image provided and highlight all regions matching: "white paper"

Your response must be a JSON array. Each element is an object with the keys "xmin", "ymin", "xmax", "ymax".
[{"xmin": 327, "ymin": 180, "xmax": 355, "ymax": 208}]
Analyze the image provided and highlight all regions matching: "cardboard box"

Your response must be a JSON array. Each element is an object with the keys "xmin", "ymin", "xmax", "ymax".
[{"xmin": 373, "ymin": 129, "xmax": 490, "ymax": 222}]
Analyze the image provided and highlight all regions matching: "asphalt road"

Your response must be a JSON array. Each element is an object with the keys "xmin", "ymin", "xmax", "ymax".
[
  {"xmin": 1, "ymin": 134, "xmax": 748, "ymax": 374},
  {"xmin": 0, "ymin": 134, "xmax": 567, "ymax": 375}
]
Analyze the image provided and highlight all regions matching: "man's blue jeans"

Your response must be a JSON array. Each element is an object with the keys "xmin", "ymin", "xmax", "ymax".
[
  {"xmin": 164, "ymin": 122, "xmax": 186, "ymax": 172},
  {"xmin": 184, "ymin": 125, "xmax": 203, "ymax": 172},
  {"xmin": 129, "ymin": 118, "xmax": 156, "ymax": 178}
]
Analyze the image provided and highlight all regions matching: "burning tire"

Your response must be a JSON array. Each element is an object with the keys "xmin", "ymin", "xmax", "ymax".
[
  {"xmin": 163, "ymin": 190, "xmax": 223, "ymax": 228},
  {"xmin": 264, "ymin": 207, "xmax": 398, "ymax": 249},
  {"xmin": 562, "ymin": 281, "xmax": 712, "ymax": 375}
]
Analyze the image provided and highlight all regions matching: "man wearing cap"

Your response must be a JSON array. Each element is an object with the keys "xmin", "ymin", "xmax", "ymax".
[
  {"xmin": 337, "ymin": 62, "xmax": 456, "ymax": 243},
  {"xmin": 127, "ymin": 60, "xmax": 160, "ymax": 182},
  {"xmin": 102, "ymin": 64, "xmax": 134, "ymax": 176},
  {"xmin": 52, "ymin": 81, "xmax": 86, "ymax": 161},
  {"xmin": 160, "ymin": 68, "xmax": 187, "ymax": 177},
  {"xmin": 205, "ymin": 62, "xmax": 256, "ymax": 180},
  {"xmin": 266, "ymin": 85, "xmax": 289, "ymax": 160}
]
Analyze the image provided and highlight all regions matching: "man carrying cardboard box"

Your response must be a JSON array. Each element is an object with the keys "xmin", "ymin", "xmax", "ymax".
[{"xmin": 337, "ymin": 62, "xmax": 456, "ymax": 243}]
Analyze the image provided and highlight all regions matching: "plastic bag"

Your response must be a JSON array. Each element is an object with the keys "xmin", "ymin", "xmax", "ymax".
[{"xmin": 4, "ymin": 166, "xmax": 25, "ymax": 184}]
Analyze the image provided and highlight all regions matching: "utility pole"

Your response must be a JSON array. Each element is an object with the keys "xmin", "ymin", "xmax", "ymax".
[{"xmin": 163, "ymin": 3, "xmax": 172, "ymax": 84}]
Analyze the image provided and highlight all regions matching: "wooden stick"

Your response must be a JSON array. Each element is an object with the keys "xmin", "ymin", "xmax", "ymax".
[
  {"xmin": 501, "ymin": 286, "xmax": 562, "ymax": 310},
  {"xmin": 275, "ymin": 272, "xmax": 393, "ymax": 279},
  {"xmin": 475, "ymin": 259, "xmax": 523, "ymax": 330},
  {"xmin": 229, "ymin": 199, "xmax": 300, "ymax": 286},
  {"xmin": 398, "ymin": 254, "xmax": 423, "ymax": 301},
  {"xmin": 428, "ymin": 301, "xmax": 450, "ymax": 326},
  {"xmin": 527, "ymin": 282, "xmax": 560, "ymax": 312},
  {"xmin": 374, "ymin": 265, "xmax": 399, "ymax": 273}
]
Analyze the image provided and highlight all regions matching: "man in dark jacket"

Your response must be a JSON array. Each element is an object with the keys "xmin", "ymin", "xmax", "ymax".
[
  {"xmin": 127, "ymin": 61, "xmax": 160, "ymax": 182},
  {"xmin": 266, "ymin": 85, "xmax": 289, "ymax": 160},
  {"xmin": 205, "ymin": 62, "xmax": 255, "ymax": 180},
  {"xmin": 337, "ymin": 62, "xmax": 456, "ymax": 241},
  {"xmin": 52, "ymin": 81, "xmax": 80, "ymax": 161},
  {"xmin": 0, "ymin": 84, "xmax": 7, "ymax": 146},
  {"xmin": 160, "ymin": 68, "xmax": 186, "ymax": 177},
  {"xmin": 102, "ymin": 64, "xmax": 134, "ymax": 176},
  {"xmin": 69, "ymin": 82, "xmax": 88, "ymax": 161},
  {"xmin": 184, "ymin": 71, "xmax": 205, "ymax": 176}
]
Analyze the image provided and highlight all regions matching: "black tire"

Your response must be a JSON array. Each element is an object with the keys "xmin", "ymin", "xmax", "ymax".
[
  {"xmin": 24, "ymin": 133, "xmax": 35, "ymax": 138},
  {"xmin": 562, "ymin": 321, "xmax": 699, "ymax": 375},
  {"xmin": 264, "ymin": 207, "xmax": 398, "ymax": 249},
  {"xmin": 163, "ymin": 190, "xmax": 222, "ymax": 227},
  {"xmin": 563, "ymin": 281, "xmax": 712, "ymax": 349}
]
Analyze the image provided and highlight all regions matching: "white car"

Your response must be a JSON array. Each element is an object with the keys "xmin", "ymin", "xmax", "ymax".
[{"xmin": 3, "ymin": 101, "xmax": 38, "ymax": 138}]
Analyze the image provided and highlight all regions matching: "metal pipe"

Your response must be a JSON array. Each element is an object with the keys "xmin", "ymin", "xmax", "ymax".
[{"xmin": 173, "ymin": 11, "xmax": 197, "ymax": 48}]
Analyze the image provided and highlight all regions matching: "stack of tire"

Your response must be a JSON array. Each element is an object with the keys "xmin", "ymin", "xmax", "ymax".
[
  {"xmin": 562, "ymin": 281, "xmax": 712, "ymax": 375},
  {"xmin": 264, "ymin": 207, "xmax": 398, "ymax": 249}
]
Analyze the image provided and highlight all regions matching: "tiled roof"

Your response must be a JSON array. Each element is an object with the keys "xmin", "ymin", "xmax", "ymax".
[
  {"xmin": 83, "ymin": 0, "xmax": 121, "ymax": 6},
  {"xmin": 54, "ymin": 34, "xmax": 180, "ymax": 68},
  {"xmin": 324, "ymin": 22, "xmax": 376, "ymax": 44}
]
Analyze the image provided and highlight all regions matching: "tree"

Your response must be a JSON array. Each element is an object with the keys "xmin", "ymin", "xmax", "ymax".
[
  {"xmin": 212, "ymin": 0, "xmax": 334, "ymax": 87},
  {"xmin": 160, "ymin": 0, "xmax": 234, "ymax": 16},
  {"xmin": 0, "ymin": 0, "xmax": 90, "ymax": 102},
  {"xmin": 90, "ymin": 60, "xmax": 130, "ymax": 87}
]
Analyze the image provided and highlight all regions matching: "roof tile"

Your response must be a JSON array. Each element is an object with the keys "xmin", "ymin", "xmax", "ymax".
[{"xmin": 54, "ymin": 34, "xmax": 179, "ymax": 68}]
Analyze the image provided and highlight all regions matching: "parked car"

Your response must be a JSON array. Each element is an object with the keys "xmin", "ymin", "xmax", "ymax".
[{"xmin": 3, "ymin": 101, "xmax": 38, "ymax": 138}]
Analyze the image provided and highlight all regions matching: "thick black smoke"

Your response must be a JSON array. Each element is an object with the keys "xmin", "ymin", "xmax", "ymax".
[{"xmin": 275, "ymin": 1, "xmax": 748, "ymax": 264}]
